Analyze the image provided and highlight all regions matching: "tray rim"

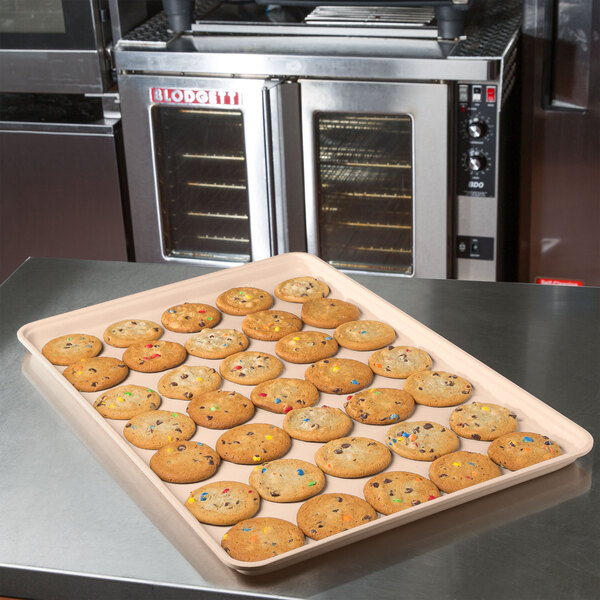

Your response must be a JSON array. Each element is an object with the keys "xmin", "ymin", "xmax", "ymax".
[{"xmin": 17, "ymin": 252, "xmax": 595, "ymax": 574}]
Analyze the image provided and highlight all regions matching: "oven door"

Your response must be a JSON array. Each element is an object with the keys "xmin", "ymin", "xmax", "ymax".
[
  {"xmin": 119, "ymin": 74, "xmax": 278, "ymax": 267},
  {"xmin": 300, "ymin": 79, "xmax": 449, "ymax": 278},
  {"xmin": 0, "ymin": 0, "xmax": 110, "ymax": 93}
]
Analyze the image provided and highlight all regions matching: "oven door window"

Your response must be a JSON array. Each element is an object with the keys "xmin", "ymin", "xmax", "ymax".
[
  {"xmin": 0, "ymin": 0, "xmax": 97, "ymax": 50},
  {"xmin": 152, "ymin": 105, "xmax": 252, "ymax": 264},
  {"xmin": 315, "ymin": 112, "xmax": 414, "ymax": 275}
]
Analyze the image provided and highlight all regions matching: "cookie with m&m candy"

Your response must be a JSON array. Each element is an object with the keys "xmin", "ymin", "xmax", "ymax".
[
  {"xmin": 62, "ymin": 356, "xmax": 128, "ymax": 392},
  {"xmin": 315, "ymin": 436, "xmax": 391, "ymax": 478},
  {"xmin": 122, "ymin": 340, "xmax": 186, "ymax": 373},
  {"xmin": 300, "ymin": 297, "xmax": 360, "ymax": 329},
  {"xmin": 274, "ymin": 276, "xmax": 330, "ymax": 303},
  {"xmin": 386, "ymin": 421, "xmax": 459, "ymax": 461},
  {"xmin": 345, "ymin": 388, "xmax": 414, "ymax": 425},
  {"xmin": 222, "ymin": 517, "xmax": 305, "ymax": 561},
  {"xmin": 429, "ymin": 450, "xmax": 502, "ymax": 493},
  {"xmin": 161, "ymin": 302, "xmax": 221, "ymax": 333},
  {"xmin": 282, "ymin": 406, "xmax": 353, "ymax": 443},
  {"xmin": 184, "ymin": 328, "xmax": 249, "ymax": 359},
  {"xmin": 305, "ymin": 358, "xmax": 373, "ymax": 394},
  {"xmin": 249, "ymin": 458, "xmax": 325, "ymax": 502},
  {"xmin": 250, "ymin": 377, "xmax": 319, "ymax": 414},
  {"xmin": 275, "ymin": 330, "xmax": 338, "ymax": 364},
  {"xmin": 157, "ymin": 365, "xmax": 221, "ymax": 401},
  {"xmin": 449, "ymin": 402, "xmax": 517, "ymax": 440},
  {"xmin": 333, "ymin": 320, "xmax": 396, "ymax": 351},
  {"xmin": 150, "ymin": 440, "xmax": 220, "ymax": 483},
  {"xmin": 368, "ymin": 346, "xmax": 432, "ymax": 379},
  {"xmin": 216, "ymin": 423, "xmax": 291, "ymax": 465},
  {"xmin": 94, "ymin": 384, "xmax": 161, "ymax": 419},
  {"xmin": 219, "ymin": 351, "xmax": 283, "ymax": 386},
  {"xmin": 123, "ymin": 410, "xmax": 196, "ymax": 450},
  {"xmin": 404, "ymin": 370, "xmax": 473, "ymax": 407},
  {"xmin": 364, "ymin": 471, "xmax": 441, "ymax": 515},
  {"xmin": 103, "ymin": 320, "xmax": 163, "ymax": 348},
  {"xmin": 42, "ymin": 333, "xmax": 102, "ymax": 365},
  {"xmin": 187, "ymin": 481, "xmax": 260, "ymax": 526},
  {"xmin": 187, "ymin": 390, "xmax": 254, "ymax": 429},
  {"xmin": 216, "ymin": 287, "xmax": 273, "ymax": 316},
  {"xmin": 296, "ymin": 493, "xmax": 377, "ymax": 540},
  {"xmin": 488, "ymin": 432, "xmax": 562, "ymax": 471},
  {"xmin": 241, "ymin": 309, "xmax": 302, "ymax": 341}
]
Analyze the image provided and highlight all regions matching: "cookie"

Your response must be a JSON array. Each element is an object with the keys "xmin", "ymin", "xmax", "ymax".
[
  {"xmin": 149, "ymin": 440, "xmax": 220, "ymax": 483},
  {"xmin": 216, "ymin": 423, "xmax": 291, "ymax": 465},
  {"xmin": 123, "ymin": 410, "xmax": 196, "ymax": 450},
  {"xmin": 450, "ymin": 402, "xmax": 518, "ymax": 440},
  {"xmin": 403, "ymin": 370, "xmax": 473, "ymax": 407},
  {"xmin": 274, "ymin": 276, "xmax": 330, "ymax": 303},
  {"xmin": 122, "ymin": 340, "xmax": 187, "ymax": 373},
  {"xmin": 363, "ymin": 471, "xmax": 441, "ymax": 515},
  {"xmin": 62, "ymin": 357, "xmax": 128, "ymax": 392},
  {"xmin": 42, "ymin": 334, "xmax": 102, "ymax": 365},
  {"xmin": 93, "ymin": 384, "xmax": 161, "ymax": 419},
  {"xmin": 275, "ymin": 331, "xmax": 338, "ymax": 364},
  {"xmin": 187, "ymin": 481, "xmax": 260, "ymax": 526},
  {"xmin": 315, "ymin": 436, "xmax": 391, "ymax": 478},
  {"xmin": 429, "ymin": 450, "xmax": 503, "ymax": 493},
  {"xmin": 488, "ymin": 432, "xmax": 562, "ymax": 471},
  {"xmin": 187, "ymin": 390, "xmax": 255, "ymax": 429},
  {"xmin": 103, "ymin": 320, "xmax": 163, "ymax": 348},
  {"xmin": 241, "ymin": 310, "xmax": 302, "ymax": 341},
  {"xmin": 184, "ymin": 328, "xmax": 249, "ymax": 359},
  {"xmin": 219, "ymin": 351, "xmax": 283, "ymax": 386},
  {"xmin": 305, "ymin": 358, "xmax": 373, "ymax": 395},
  {"xmin": 333, "ymin": 320, "xmax": 396, "ymax": 351},
  {"xmin": 300, "ymin": 298, "xmax": 361, "ymax": 329},
  {"xmin": 368, "ymin": 346, "xmax": 432, "ymax": 379},
  {"xmin": 248, "ymin": 459, "xmax": 326, "ymax": 502},
  {"xmin": 344, "ymin": 388, "xmax": 415, "ymax": 425},
  {"xmin": 282, "ymin": 406, "xmax": 353, "ymax": 443},
  {"xmin": 296, "ymin": 493, "xmax": 377, "ymax": 540},
  {"xmin": 161, "ymin": 303, "xmax": 221, "ymax": 333},
  {"xmin": 222, "ymin": 517, "xmax": 305, "ymax": 561},
  {"xmin": 216, "ymin": 287, "xmax": 273, "ymax": 316},
  {"xmin": 250, "ymin": 378, "xmax": 319, "ymax": 414},
  {"xmin": 386, "ymin": 421, "xmax": 459, "ymax": 462},
  {"xmin": 157, "ymin": 365, "xmax": 221, "ymax": 401}
]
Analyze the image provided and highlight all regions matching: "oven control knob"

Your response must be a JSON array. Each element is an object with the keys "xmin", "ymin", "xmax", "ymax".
[
  {"xmin": 468, "ymin": 154, "xmax": 487, "ymax": 172},
  {"xmin": 467, "ymin": 120, "xmax": 487, "ymax": 139}
]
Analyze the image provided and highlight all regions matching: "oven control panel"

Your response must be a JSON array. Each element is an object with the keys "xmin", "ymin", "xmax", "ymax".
[{"xmin": 457, "ymin": 83, "xmax": 498, "ymax": 197}]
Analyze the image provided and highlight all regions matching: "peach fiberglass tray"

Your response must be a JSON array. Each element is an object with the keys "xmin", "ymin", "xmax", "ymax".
[{"xmin": 17, "ymin": 252, "xmax": 594, "ymax": 574}]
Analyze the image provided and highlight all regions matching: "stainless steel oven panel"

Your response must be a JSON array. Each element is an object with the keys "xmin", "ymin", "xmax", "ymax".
[
  {"xmin": 265, "ymin": 80, "xmax": 306, "ymax": 255},
  {"xmin": 118, "ymin": 73, "xmax": 275, "ymax": 266},
  {"xmin": 300, "ymin": 79, "xmax": 449, "ymax": 278}
]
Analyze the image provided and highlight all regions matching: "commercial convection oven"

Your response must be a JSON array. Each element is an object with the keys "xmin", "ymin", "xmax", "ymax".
[{"xmin": 115, "ymin": 0, "xmax": 521, "ymax": 280}]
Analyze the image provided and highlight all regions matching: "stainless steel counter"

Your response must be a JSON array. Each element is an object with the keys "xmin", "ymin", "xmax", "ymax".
[{"xmin": 1, "ymin": 257, "xmax": 598, "ymax": 599}]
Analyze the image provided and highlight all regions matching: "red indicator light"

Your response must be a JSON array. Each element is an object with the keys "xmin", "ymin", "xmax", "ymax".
[{"xmin": 486, "ymin": 86, "xmax": 496, "ymax": 103}]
